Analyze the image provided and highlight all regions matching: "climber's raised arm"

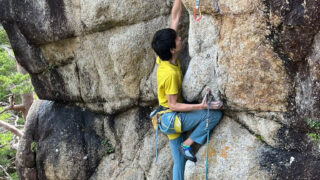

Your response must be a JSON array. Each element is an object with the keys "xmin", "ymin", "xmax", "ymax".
[{"xmin": 170, "ymin": 0, "xmax": 182, "ymax": 31}]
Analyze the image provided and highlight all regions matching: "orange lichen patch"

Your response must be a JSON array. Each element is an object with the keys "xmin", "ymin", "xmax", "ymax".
[
  {"xmin": 203, "ymin": 146, "xmax": 217, "ymax": 158},
  {"xmin": 209, "ymin": 147, "xmax": 217, "ymax": 157},
  {"xmin": 219, "ymin": 146, "xmax": 230, "ymax": 159}
]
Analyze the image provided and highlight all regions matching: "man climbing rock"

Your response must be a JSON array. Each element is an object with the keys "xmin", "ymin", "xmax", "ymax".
[{"xmin": 151, "ymin": 0, "xmax": 223, "ymax": 179}]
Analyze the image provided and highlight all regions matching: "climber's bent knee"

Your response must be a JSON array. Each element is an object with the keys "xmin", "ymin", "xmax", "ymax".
[{"xmin": 208, "ymin": 110, "xmax": 223, "ymax": 129}]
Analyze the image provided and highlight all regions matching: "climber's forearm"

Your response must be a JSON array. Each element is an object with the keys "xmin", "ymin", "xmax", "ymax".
[
  {"xmin": 168, "ymin": 102, "xmax": 205, "ymax": 112},
  {"xmin": 170, "ymin": 0, "xmax": 182, "ymax": 31},
  {"xmin": 167, "ymin": 94, "xmax": 205, "ymax": 112}
]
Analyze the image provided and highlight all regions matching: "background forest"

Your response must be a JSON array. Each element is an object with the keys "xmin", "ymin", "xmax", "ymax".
[{"xmin": 0, "ymin": 25, "xmax": 34, "ymax": 180}]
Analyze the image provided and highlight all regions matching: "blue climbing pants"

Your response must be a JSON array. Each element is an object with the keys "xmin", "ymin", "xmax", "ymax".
[{"xmin": 169, "ymin": 109, "xmax": 222, "ymax": 180}]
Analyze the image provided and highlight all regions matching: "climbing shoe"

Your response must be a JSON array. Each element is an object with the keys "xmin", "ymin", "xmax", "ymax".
[{"xmin": 179, "ymin": 144, "xmax": 197, "ymax": 162}]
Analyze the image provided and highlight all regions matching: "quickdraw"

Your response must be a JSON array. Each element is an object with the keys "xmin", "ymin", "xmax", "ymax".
[{"xmin": 193, "ymin": 0, "xmax": 202, "ymax": 22}]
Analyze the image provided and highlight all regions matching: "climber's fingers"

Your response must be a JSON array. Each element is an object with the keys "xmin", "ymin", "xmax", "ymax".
[{"xmin": 209, "ymin": 101, "xmax": 223, "ymax": 109}]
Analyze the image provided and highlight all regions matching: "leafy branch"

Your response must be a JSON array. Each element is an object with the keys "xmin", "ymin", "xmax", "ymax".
[{"xmin": 307, "ymin": 119, "xmax": 320, "ymax": 141}]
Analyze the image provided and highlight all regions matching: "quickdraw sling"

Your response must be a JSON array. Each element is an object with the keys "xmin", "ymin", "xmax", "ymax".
[{"xmin": 194, "ymin": 0, "xmax": 202, "ymax": 22}]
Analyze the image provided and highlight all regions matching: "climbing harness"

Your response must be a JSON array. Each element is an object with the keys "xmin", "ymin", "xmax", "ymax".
[
  {"xmin": 193, "ymin": 0, "xmax": 202, "ymax": 22},
  {"xmin": 151, "ymin": 106, "xmax": 180, "ymax": 163},
  {"xmin": 151, "ymin": 106, "xmax": 167, "ymax": 163},
  {"xmin": 205, "ymin": 89, "xmax": 214, "ymax": 180}
]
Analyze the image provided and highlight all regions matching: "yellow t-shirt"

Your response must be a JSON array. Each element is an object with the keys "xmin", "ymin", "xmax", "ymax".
[
  {"xmin": 156, "ymin": 57, "xmax": 183, "ymax": 108},
  {"xmin": 156, "ymin": 56, "xmax": 183, "ymax": 140}
]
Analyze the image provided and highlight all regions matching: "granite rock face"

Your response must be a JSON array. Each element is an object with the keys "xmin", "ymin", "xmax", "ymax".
[
  {"xmin": 1, "ymin": 0, "xmax": 320, "ymax": 179},
  {"xmin": 18, "ymin": 100, "xmax": 172, "ymax": 180},
  {"xmin": 16, "ymin": 100, "xmax": 105, "ymax": 180}
]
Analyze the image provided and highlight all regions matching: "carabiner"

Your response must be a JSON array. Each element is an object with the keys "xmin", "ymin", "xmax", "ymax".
[
  {"xmin": 193, "ymin": 7, "xmax": 202, "ymax": 22},
  {"xmin": 193, "ymin": 0, "xmax": 202, "ymax": 22}
]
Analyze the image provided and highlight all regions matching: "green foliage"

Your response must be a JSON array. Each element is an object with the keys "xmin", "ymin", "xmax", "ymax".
[
  {"xmin": 0, "ymin": 107, "xmax": 18, "ymax": 178},
  {"xmin": 0, "ymin": 49, "xmax": 15, "ymax": 76},
  {"xmin": 307, "ymin": 119, "xmax": 320, "ymax": 142},
  {"xmin": 0, "ymin": 131, "xmax": 19, "ymax": 179},
  {"xmin": 0, "ymin": 73, "xmax": 34, "ymax": 95},
  {"xmin": 0, "ymin": 29, "xmax": 34, "ymax": 102},
  {"xmin": 0, "ymin": 107, "xmax": 11, "ymax": 123},
  {"xmin": 17, "ymin": 117, "xmax": 24, "ymax": 125},
  {"xmin": 10, "ymin": 172, "xmax": 19, "ymax": 180},
  {"xmin": 307, "ymin": 133, "xmax": 320, "ymax": 141},
  {"xmin": 307, "ymin": 119, "xmax": 320, "ymax": 130},
  {"xmin": 30, "ymin": 142, "xmax": 37, "ymax": 153},
  {"xmin": 256, "ymin": 135, "xmax": 263, "ymax": 142},
  {"xmin": 0, "ymin": 28, "xmax": 32, "ymax": 179},
  {"xmin": 0, "ymin": 132, "xmax": 16, "ymax": 177},
  {"xmin": 33, "ymin": 93, "xmax": 39, "ymax": 100},
  {"xmin": 0, "ymin": 28, "xmax": 10, "ymax": 45},
  {"xmin": 101, "ymin": 139, "xmax": 115, "ymax": 155},
  {"xmin": 42, "ymin": 63, "xmax": 57, "ymax": 75}
]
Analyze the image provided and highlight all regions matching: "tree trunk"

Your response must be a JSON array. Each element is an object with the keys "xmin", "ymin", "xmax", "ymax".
[{"xmin": 16, "ymin": 64, "xmax": 33, "ymax": 120}]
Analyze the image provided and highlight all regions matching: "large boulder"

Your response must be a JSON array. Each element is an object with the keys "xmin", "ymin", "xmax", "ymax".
[
  {"xmin": 18, "ymin": 100, "xmax": 173, "ymax": 180},
  {"xmin": 32, "ymin": 16, "xmax": 169, "ymax": 113},
  {"xmin": 16, "ymin": 100, "xmax": 106, "ymax": 180}
]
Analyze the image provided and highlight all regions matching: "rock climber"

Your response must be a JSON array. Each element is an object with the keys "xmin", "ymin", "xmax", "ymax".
[{"xmin": 151, "ymin": 0, "xmax": 223, "ymax": 179}]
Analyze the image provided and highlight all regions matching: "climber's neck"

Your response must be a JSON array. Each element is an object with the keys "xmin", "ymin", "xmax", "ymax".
[{"xmin": 169, "ymin": 54, "xmax": 178, "ymax": 66}]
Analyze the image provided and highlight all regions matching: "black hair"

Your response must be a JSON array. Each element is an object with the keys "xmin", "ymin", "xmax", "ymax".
[{"xmin": 151, "ymin": 28, "xmax": 177, "ymax": 61}]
